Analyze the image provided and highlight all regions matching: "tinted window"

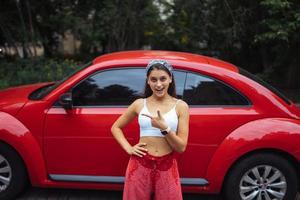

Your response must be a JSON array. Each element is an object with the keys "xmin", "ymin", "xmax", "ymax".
[
  {"xmin": 71, "ymin": 68, "xmax": 188, "ymax": 106},
  {"xmin": 173, "ymin": 70, "xmax": 186, "ymax": 99},
  {"xmin": 72, "ymin": 68, "xmax": 145, "ymax": 106},
  {"xmin": 183, "ymin": 73, "xmax": 249, "ymax": 106}
]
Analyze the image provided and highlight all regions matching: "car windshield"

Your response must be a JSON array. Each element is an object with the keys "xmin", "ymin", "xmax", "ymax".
[
  {"xmin": 29, "ymin": 61, "xmax": 92, "ymax": 100},
  {"xmin": 238, "ymin": 68, "xmax": 291, "ymax": 105}
]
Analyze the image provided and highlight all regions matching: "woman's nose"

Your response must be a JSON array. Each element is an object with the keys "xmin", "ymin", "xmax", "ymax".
[{"xmin": 156, "ymin": 81, "xmax": 162, "ymax": 87}]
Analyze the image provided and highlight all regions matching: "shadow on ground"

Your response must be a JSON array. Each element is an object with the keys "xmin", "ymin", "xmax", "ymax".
[
  {"xmin": 16, "ymin": 187, "xmax": 300, "ymax": 200},
  {"xmin": 17, "ymin": 187, "xmax": 222, "ymax": 200}
]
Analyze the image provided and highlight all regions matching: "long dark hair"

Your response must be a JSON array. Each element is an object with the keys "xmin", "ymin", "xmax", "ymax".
[{"xmin": 143, "ymin": 63, "xmax": 177, "ymax": 98}]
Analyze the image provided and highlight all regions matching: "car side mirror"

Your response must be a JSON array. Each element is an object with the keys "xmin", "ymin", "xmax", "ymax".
[{"xmin": 59, "ymin": 93, "xmax": 73, "ymax": 110}]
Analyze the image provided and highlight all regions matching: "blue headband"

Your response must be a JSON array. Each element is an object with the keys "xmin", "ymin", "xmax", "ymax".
[{"xmin": 146, "ymin": 59, "xmax": 173, "ymax": 74}]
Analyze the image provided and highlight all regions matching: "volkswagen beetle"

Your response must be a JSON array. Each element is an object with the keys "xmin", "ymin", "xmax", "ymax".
[{"xmin": 0, "ymin": 51, "xmax": 300, "ymax": 200}]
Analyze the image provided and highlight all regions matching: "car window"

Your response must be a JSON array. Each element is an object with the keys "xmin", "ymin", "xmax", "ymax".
[
  {"xmin": 183, "ymin": 72, "xmax": 250, "ymax": 106},
  {"xmin": 173, "ymin": 70, "xmax": 186, "ymax": 99},
  {"xmin": 72, "ymin": 68, "xmax": 145, "ymax": 106},
  {"xmin": 71, "ymin": 68, "xmax": 187, "ymax": 107}
]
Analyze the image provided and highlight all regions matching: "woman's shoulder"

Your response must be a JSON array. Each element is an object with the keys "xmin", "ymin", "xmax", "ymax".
[
  {"xmin": 175, "ymin": 98, "xmax": 189, "ymax": 109},
  {"xmin": 175, "ymin": 99, "xmax": 189, "ymax": 115},
  {"xmin": 129, "ymin": 98, "xmax": 145, "ymax": 113},
  {"xmin": 132, "ymin": 98, "xmax": 145, "ymax": 106}
]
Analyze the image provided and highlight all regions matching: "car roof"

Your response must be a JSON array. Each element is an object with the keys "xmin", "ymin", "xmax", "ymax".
[{"xmin": 92, "ymin": 50, "xmax": 239, "ymax": 73}]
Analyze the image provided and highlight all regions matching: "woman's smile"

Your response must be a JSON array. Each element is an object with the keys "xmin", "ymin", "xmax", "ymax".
[
  {"xmin": 154, "ymin": 87, "xmax": 167, "ymax": 97},
  {"xmin": 155, "ymin": 87, "xmax": 164, "ymax": 93}
]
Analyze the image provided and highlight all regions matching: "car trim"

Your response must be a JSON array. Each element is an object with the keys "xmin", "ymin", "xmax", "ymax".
[
  {"xmin": 49, "ymin": 174, "xmax": 209, "ymax": 186},
  {"xmin": 181, "ymin": 178, "xmax": 209, "ymax": 185}
]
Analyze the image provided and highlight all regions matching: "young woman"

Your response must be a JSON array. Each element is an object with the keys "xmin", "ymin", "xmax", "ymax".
[{"xmin": 111, "ymin": 60, "xmax": 189, "ymax": 200}]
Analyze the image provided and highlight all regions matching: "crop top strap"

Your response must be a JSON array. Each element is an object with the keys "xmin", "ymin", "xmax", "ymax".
[{"xmin": 174, "ymin": 99, "xmax": 181, "ymax": 108}]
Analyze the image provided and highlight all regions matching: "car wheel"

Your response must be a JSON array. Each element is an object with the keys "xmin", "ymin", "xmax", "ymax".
[
  {"xmin": 0, "ymin": 143, "xmax": 28, "ymax": 200},
  {"xmin": 224, "ymin": 153, "xmax": 298, "ymax": 200}
]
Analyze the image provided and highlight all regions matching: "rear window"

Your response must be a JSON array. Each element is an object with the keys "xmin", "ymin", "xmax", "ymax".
[{"xmin": 239, "ymin": 68, "xmax": 291, "ymax": 105}]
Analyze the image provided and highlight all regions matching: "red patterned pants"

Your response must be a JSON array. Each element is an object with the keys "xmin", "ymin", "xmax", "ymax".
[{"xmin": 123, "ymin": 152, "xmax": 182, "ymax": 200}]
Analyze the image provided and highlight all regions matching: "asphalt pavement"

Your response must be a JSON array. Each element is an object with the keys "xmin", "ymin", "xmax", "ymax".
[
  {"xmin": 17, "ymin": 187, "xmax": 222, "ymax": 200},
  {"xmin": 16, "ymin": 187, "xmax": 300, "ymax": 200}
]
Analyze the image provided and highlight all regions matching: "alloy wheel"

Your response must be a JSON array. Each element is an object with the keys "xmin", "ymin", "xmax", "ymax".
[
  {"xmin": 0, "ymin": 154, "xmax": 12, "ymax": 192},
  {"xmin": 239, "ymin": 165, "xmax": 287, "ymax": 200}
]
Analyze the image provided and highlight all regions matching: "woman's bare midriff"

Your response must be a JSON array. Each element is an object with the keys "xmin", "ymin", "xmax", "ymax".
[{"xmin": 139, "ymin": 136, "xmax": 173, "ymax": 156}]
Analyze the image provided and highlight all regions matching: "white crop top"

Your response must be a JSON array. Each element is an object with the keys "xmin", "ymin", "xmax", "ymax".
[{"xmin": 138, "ymin": 98, "xmax": 179, "ymax": 137}]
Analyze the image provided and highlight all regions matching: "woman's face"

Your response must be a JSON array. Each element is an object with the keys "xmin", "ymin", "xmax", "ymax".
[{"xmin": 147, "ymin": 68, "xmax": 172, "ymax": 98}]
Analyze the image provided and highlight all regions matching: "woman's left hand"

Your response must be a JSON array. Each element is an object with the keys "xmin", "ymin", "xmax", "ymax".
[{"xmin": 142, "ymin": 110, "xmax": 168, "ymax": 130}]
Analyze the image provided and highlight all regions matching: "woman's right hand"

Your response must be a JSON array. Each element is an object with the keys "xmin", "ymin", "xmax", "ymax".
[{"xmin": 127, "ymin": 143, "xmax": 148, "ymax": 157}]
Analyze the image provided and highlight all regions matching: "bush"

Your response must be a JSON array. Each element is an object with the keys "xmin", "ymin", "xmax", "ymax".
[{"xmin": 0, "ymin": 58, "xmax": 82, "ymax": 89}]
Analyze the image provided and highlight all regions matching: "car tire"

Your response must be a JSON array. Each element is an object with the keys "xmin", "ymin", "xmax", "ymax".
[
  {"xmin": 223, "ymin": 153, "xmax": 298, "ymax": 200},
  {"xmin": 0, "ymin": 142, "xmax": 28, "ymax": 200}
]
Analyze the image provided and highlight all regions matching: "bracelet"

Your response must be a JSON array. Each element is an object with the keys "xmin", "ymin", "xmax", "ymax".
[{"xmin": 160, "ymin": 126, "xmax": 171, "ymax": 135}]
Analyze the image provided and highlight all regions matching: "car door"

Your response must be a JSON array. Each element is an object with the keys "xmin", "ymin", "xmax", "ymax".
[
  {"xmin": 44, "ymin": 68, "xmax": 146, "ymax": 181},
  {"xmin": 178, "ymin": 71, "xmax": 261, "ymax": 180}
]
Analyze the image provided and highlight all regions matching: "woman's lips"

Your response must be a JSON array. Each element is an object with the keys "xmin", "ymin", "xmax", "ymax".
[{"xmin": 155, "ymin": 88, "xmax": 165, "ymax": 95}]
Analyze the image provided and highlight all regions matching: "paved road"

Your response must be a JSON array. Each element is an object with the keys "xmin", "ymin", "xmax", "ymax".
[
  {"xmin": 17, "ymin": 187, "xmax": 222, "ymax": 200},
  {"xmin": 16, "ymin": 187, "xmax": 300, "ymax": 200}
]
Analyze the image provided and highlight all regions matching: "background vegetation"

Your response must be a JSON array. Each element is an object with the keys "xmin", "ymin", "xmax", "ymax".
[{"xmin": 0, "ymin": 0, "xmax": 299, "ymax": 100}]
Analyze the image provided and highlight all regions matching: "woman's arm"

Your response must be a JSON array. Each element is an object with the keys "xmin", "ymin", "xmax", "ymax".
[
  {"xmin": 111, "ymin": 99, "xmax": 148, "ymax": 157},
  {"xmin": 164, "ymin": 101, "xmax": 189, "ymax": 153}
]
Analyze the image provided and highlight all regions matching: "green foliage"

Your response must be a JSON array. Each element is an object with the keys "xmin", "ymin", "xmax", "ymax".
[
  {"xmin": 255, "ymin": 0, "xmax": 300, "ymax": 42},
  {"xmin": 0, "ymin": 58, "xmax": 81, "ymax": 89},
  {"xmin": 0, "ymin": 0, "xmax": 299, "ymax": 89}
]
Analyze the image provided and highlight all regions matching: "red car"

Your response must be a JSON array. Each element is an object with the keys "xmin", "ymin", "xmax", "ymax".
[{"xmin": 0, "ymin": 51, "xmax": 300, "ymax": 200}]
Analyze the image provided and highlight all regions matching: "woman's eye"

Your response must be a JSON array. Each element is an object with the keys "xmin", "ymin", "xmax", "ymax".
[
  {"xmin": 160, "ymin": 77, "xmax": 167, "ymax": 81},
  {"xmin": 150, "ymin": 78, "xmax": 157, "ymax": 82}
]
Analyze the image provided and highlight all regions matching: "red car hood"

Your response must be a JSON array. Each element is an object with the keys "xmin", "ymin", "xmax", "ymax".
[{"xmin": 0, "ymin": 83, "xmax": 51, "ymax": 116}]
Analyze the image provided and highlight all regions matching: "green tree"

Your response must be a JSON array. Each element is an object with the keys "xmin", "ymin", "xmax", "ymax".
[{"xmin": 255, "ymin": 0, "xmax": 300, "ymax": 88}]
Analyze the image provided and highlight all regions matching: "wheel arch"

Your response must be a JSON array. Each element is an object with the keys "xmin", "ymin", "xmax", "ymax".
[
  {"xmin": 205, "ymin": 118, "xmax": 300, "ymax": 193},
  {"xmin": 0, "ymin": 111, "xmax": 48, "ymax": 186}
]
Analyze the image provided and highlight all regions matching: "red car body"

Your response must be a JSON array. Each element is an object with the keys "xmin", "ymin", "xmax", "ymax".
[{"xmin": 0, "ymin": 50, "xmax": 300, "ymax": 199}]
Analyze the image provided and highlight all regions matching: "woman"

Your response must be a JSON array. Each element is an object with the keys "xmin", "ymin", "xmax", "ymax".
[{"xmin": 111, "ymin": 59, "xmax": 189, "ymax": 200}]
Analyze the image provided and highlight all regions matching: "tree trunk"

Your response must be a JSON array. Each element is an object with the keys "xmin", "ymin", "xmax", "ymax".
[
  {"xmin": 26, "ymin": 0, "xmax": 37, "ymax": 57},
  {"xmin": 16, "ymin": 0, "xmax": 31, "ymax": 58}
]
